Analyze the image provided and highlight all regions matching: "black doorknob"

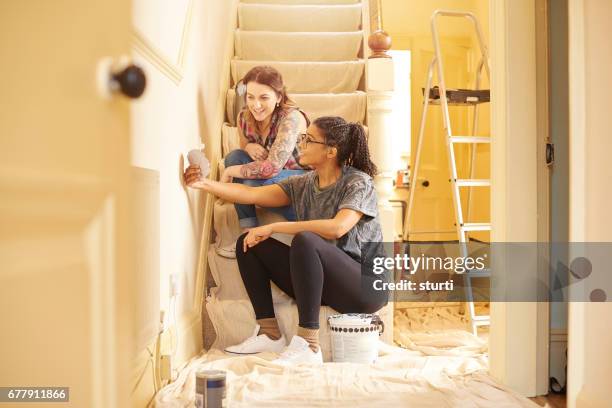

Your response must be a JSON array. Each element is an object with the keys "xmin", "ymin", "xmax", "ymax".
[{"xmin": 111, "ymin": 64, "xmax": 146, "ymax": 98}]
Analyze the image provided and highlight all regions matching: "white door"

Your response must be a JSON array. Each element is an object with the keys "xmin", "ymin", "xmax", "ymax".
[{"xmin": 0, "ymin": 1, "xmax": 135, "ymax": 406}]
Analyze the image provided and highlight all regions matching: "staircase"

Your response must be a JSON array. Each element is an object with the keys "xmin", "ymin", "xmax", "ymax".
[
  {"xmin": 227, "ymin": 4, "xmax": 367, "ymax": 126},
  {"xmin": 205, "ymin": 0, "xmax": 395, "ymax": 361}
]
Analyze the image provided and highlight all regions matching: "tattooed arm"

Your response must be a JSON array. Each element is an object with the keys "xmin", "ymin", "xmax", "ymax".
[{"xmin": 224, "ymin": 110, "xmax": 307, "ymax": 180}]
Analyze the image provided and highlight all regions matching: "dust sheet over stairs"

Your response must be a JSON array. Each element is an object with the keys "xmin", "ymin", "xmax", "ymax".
[
  {"xmin": 231, "ymin": 60, "xmax": 365, "ymax": 94},
  {"xmin": 234, "ymin": 30, "xmax": 363, "ymax": 61},
  {"xmin": 238, "ymin": 3, "xmax": 362, "ymax": 32}
]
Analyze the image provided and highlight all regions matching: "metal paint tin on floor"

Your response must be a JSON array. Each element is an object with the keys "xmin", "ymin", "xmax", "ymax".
[{"xmin": 195, "ymin": 369, "xmax": 226, "ymax": 408}]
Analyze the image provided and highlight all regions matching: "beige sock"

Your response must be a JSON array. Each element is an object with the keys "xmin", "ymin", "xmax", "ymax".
[
  {"xmin": 297, "ymin": 326, "xmax": 320, "ymax": 353},
  {"xmin": 257, "ymin": 318, "xmax": 282, "ymax": 340}
]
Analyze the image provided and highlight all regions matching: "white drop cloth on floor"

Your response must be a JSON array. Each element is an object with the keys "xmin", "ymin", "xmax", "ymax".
[{"xmin": 154, "ymin": 330, "xmax": 539, "ymax": 408}]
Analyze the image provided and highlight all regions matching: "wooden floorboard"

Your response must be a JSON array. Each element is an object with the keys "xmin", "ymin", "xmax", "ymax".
[{"xmin": 529, "ymin": 394, "xmax": 566, "ymax": 408}]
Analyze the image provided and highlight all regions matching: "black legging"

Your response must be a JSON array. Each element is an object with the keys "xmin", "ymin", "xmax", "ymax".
[{"xmin": 235, "ymin": 231, "xmax": 388, "ymax": 329}]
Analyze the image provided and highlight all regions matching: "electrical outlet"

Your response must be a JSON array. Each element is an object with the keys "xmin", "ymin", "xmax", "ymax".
[{"xmin": 160, "ymin": 354, "xmax": 172, "ymax": 382}]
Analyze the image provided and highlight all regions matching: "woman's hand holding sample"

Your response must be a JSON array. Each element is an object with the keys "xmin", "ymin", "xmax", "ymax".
[{"xmin": 184, "ymin": 165, "xmax": 211, "ymax": 189}]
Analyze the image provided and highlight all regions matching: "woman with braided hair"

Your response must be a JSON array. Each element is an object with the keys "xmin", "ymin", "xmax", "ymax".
[{"xmin": 184, "ymin": 116, "xmax": 388, "ymax": 365}]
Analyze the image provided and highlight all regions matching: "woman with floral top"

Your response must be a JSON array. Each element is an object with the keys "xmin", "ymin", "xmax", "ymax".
[{"xmin": 222, "ymin": 65, "xmax": 310, "ymax": 235}]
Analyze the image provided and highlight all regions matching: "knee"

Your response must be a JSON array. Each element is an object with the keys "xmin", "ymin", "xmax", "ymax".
[
  {"xmin": 360, "ymin": 293, "xmax": 389, "ymax": 314},
  {"xmin": 224, "ymin": 149, "xmax": 250, "ymax": 167},
  {"xmin": 291, "ymin": 231, "xmax": 320, "ymax": 250},
  {"xmin": 363, "ymin": 300, "xmax": 389, "ymax": 314}
]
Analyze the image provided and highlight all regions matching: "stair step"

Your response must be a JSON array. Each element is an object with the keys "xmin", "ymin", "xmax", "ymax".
[
  {"xmin": 455, "ymin": 179, "xmax": 491, "ymax": 187},
  {"xmin": 460, "ymin": 223, "xmax": 492, "ymax": 232},
  {"xmin": 231, "ymin": 60, "xmax": 364, "ymax": 93},
  {"xmin": 241, "ymin": 0, "xmax": 360, "ymax": 4},
  {"xmin": 450, "ymin": 136, "xmax": 491, "ymax": 144},
  {"xmin": 235, "ymin": 29, "xmax": 363, "ymax": 61},
  {"xmin": 239, "ymin": 4, "xmax": 362, "ymax": 32},
  {"xmin": 226, "ymin": 89, "xmax": 366, "ymax": 125},
  {"xmin": 222, "ymin": 123, "xmax": 240, "ymax": 156}
]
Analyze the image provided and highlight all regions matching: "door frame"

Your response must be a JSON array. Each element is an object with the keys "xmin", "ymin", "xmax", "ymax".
[{"xmin": 489, "ymin": 0, "xmax": 550, "ymax": 397}]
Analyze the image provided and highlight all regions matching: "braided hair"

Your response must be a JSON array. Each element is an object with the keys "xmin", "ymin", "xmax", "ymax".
[{"xmin": 313, "ymin": 116, "xmax": 378, "ymax": 177}]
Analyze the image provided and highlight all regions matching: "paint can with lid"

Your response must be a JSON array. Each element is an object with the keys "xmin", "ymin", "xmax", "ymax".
[
  {"xmin": 328, "ymin": 313, "xmax": 385, "ymax": 363},
  {"xmin": 195, "ymin": 369, "xmax": 226, "ymax": 408}
]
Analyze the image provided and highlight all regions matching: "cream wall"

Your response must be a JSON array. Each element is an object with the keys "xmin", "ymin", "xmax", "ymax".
[
  {"xmin": 568, "ymin": 0, "xmax": 612, "ymax": 406},
  {"xmin": 383, "ymin": 0, "xmax": 481, "ymax": 38},
  {"xmin": 130, "ymin": 0, "xmax": 238, "ymax": 404}
]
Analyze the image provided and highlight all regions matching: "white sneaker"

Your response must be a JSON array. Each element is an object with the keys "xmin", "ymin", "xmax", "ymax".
[
  {"xmin": 273, "ymin": 335, "xmax": 323, "ymax": 365},
  {"xmin": 224, "ymin": 325, "xmax": 286, "ymax": 355}
]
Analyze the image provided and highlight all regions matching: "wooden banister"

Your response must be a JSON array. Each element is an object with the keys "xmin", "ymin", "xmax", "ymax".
[{"xmin": 367, "ymin": 0, "xmax": 392, "ymax": 59}]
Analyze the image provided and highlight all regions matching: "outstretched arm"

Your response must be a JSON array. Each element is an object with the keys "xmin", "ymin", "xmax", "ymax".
[{"xmin": 184, "ymin": 165, "xmax": 290, "ymax": 207}]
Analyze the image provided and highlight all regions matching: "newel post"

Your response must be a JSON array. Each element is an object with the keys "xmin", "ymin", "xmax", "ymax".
[
  {"xmin": 368, "ymin": 30, "xmax": 392, "ymax": 59},
  {"xmin": 365, "ymin": 9, "xmax": 396, "ymax": 240}
]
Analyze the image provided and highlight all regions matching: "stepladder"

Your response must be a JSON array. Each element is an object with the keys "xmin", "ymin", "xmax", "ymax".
[{"xmin": 403, "ymin": 10, "xmax": 491, "ymax": 335}]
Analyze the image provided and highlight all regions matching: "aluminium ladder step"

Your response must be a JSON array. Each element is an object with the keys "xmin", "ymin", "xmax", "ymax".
[
  {"xmin": 455, "ymin": 179, "xmax": 491, "ymax": 187},
  {"xmin": 460, "ymin": 223, "xmax": 491, "ymax": 232},
  {"xmin": 473, "ymin": 318, "xmax": 491, "ymax": 325},
  {"xmin": 450, "ymin": 136, "xmax": 491, "ymax": 143},
  {"xmin": 429, "ymin": 100, "xmax": 489, "ymax": 106}
]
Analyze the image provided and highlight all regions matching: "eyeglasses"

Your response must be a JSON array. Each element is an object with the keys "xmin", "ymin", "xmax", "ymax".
[{"xmin": 298, "ymin": 133, "xmax": 327, "ymax": 148}]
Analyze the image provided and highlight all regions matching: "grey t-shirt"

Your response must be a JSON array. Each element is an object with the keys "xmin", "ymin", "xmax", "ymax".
[{"xmin": 276, "ymin": 166, "xmax": 383, "ymax": 262}]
